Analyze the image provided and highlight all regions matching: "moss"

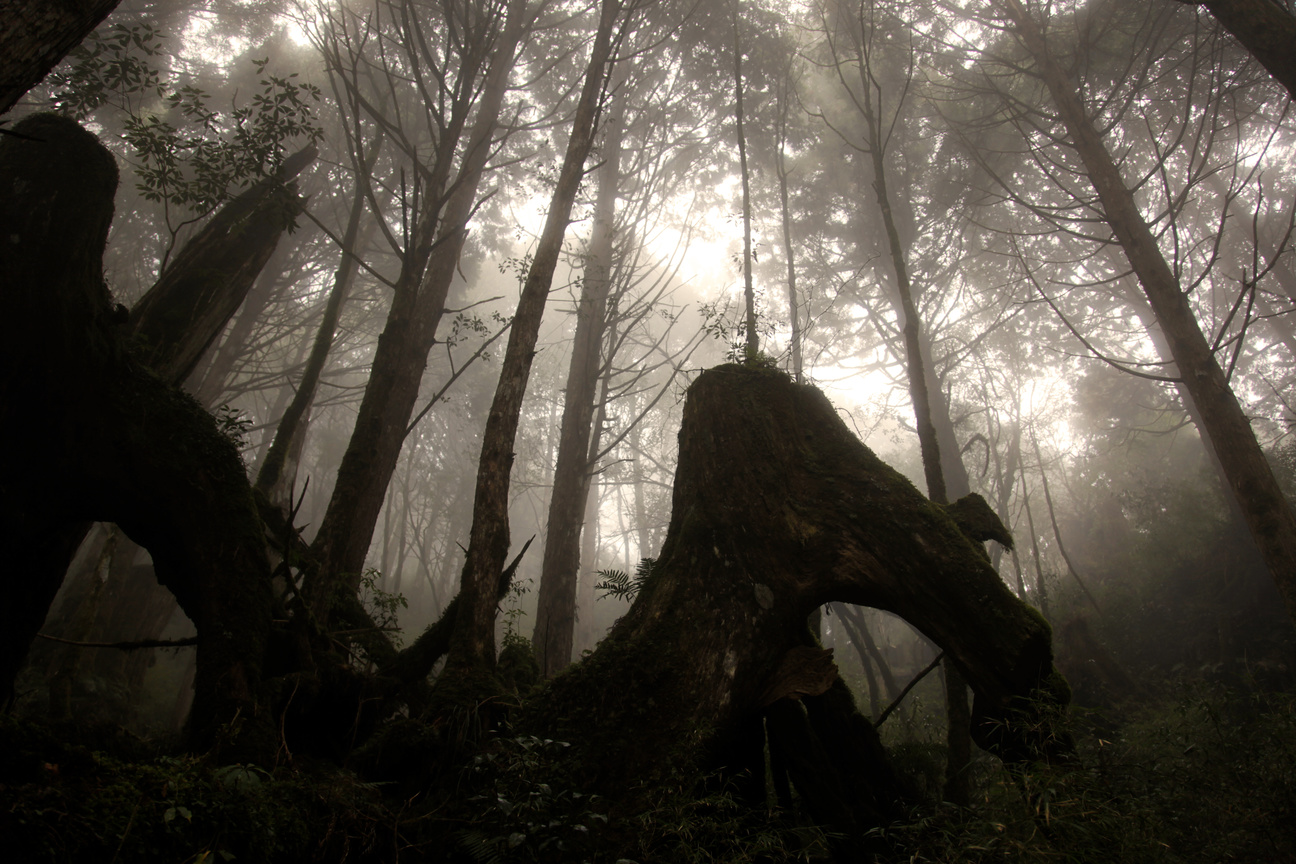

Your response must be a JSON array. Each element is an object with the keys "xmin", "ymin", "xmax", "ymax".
[{"xmin": 498, "ymin": 638, "xmax": 540, "ymax": 694}]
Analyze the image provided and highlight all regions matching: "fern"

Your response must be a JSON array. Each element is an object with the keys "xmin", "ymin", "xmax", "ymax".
[{"xmin": 595, "ymin": 558, "xmax": 655, "ymax": 602}]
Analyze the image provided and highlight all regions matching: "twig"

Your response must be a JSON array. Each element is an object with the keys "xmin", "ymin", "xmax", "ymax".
[
  {"xmin": 876, "ymin": 651, "xmax": 945, "ymax": 727},
  {"xmin": 36, "ymin": 633, "xmax": 197, "ymax": 651}
]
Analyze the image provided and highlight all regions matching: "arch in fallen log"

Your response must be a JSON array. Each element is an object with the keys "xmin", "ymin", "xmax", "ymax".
[{"xmin": 521, "ymin": 364, "xmax": 1068, "ymax": 841}]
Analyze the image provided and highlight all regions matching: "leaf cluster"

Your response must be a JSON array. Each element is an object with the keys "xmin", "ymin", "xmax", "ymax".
[
  {"xmin": 594, "ymin": 557, "xmax": 656, "ymax": 602},
  {"xmin": 48, "ymin": 25, "xmax": 322, "ymax": 218}
]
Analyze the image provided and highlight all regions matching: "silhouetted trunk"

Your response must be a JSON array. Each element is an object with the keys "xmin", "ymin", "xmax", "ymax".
[
  {"xmin": 1193, "ymin": 0, "xmax": 1296, "ymax": 100},
  {"xmin": 733, "ymin": 0, "xmax": 757, "ymax": 358},
  {"xmin": 854, "ymin": 26, "xmax": 975, "ymax": 801},
  {"xmin": 0, "ymin": 115, "xmax": 274, "ymax": 757},
  {"xmin": 0, "ymin": 0, "xmax": 120, "ymax": 115},
  {"xmin": 1003, "ymin": 0, "xmax": 1296, "ymax": 628},
  {"xmin": 446, "ymin": 0, "xmax": 622, "ymax": 675},
  {"xmin": 533, "ymin": 91, "xmax": 624, "ymax": 677},
  {"xmin": 129, "ymin": 145, "xmax": 316, "ymax": 385},
  {"xmin": 189, "ymin": 240, "xmax": 295, "ymax": 407},
  {"xmin": 258, "ymin": 147, "xmax": 379, "ymax": 506}
]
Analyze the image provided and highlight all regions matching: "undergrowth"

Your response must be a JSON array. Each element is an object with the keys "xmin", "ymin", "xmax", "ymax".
[
  {"xmin": 4, "ymin": 681, "xmax": 1292, "ymax": 863},
  {"xmin": 0, "ymin": 714, "xmax": 392, "ymax": 863},
  {"xmin": 880, "ymin": 681, "xmax": 1295, "ymax": 863}
]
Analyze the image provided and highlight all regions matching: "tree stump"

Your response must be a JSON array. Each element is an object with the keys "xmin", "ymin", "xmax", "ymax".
[
  {"xmin": 0, "ymin": 114, "xmax": 275, "ymax": 757},
  {"xmin": 523, "ymin": 364, "xmax": 1068, "ymax": 833}
]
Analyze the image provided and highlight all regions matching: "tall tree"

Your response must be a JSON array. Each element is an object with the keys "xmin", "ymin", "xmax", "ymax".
[
  {"xmin": 992, "ymin": 0, "xmax": 1296, "ymax": 626},
  {"xmin": 303, "ymin": 0, "xmax": 532, "ymax": 624},
  {"xmin": 532, "ymin": 73, "xmax": 625, "ymax": 677},
  {"xmin": 446, "ymin": 0, "xmax": 628, "ymax": 675}
]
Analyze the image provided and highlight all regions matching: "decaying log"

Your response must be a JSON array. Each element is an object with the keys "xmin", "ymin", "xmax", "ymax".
[
  {"xmin": 0, "ymin": 114, "xmax": 274, "ymax": 756},
  {"xmin": 523, "ymin": 365, "xmax": 1067, "ymax": 828},
  {"xmin": 129, "ymin": 143, "xmax": 316, "ymax": 384}
]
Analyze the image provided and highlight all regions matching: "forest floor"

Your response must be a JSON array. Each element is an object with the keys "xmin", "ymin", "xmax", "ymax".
[{"xmin": 2, "ymin": 673, "xmax": 1293, "ymax": 863}]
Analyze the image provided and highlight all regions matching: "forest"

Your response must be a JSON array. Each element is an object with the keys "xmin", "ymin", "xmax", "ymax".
[{"xmin": 1, "ymin": 0, "xmax": 1295, "ymax": 861}]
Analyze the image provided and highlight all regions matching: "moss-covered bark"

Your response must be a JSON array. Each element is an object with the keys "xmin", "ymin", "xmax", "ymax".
[
  {"xmin": 522, "ymin": 365, "xmax": 1067, "ymax": 825},
  {"xmin": 0, "ymin": 114, "xmax": 274, "ymax": 757}
]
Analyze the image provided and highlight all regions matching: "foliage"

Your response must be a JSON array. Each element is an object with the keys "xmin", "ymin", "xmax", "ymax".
[
  {"xmin": 699, "ymin": 296, "xmax": 779, "ymax": 367},
  {"xmin": 625, "ymin": 781, "xmax": 829, "ymax": 864},
  {"xmin": 46, "ymin": 23, "xmax": 167, "ymax": 118},
  {"xmin": 358, "ymin": 567, "xmax": 408, "ymax": 638},
  {"xmin": 213, "ymin": 403, "xmax": 253, "ymax": 450},
  {"xmin": 48, "ymin": 25, "xmax": 322, "ymax": 219},
  {"xmin": 595, "ymin": 557, "xmax": 655, "ymax": 602},
  {"xmin": 501, "ymin": 579, "xmax": 532, "ymax": 649},
  {"xmin": 456, "ymin": 735, "xmax": 606, "ymax": 863},
  {"xmin": 124, "ymin": 60, "xmax": 321, "ymax": 215},
  {"xmin": 874, "ymin": 683, "xmax": 1296, "ymax": 863},
  {"xmin": 0, "ymin": 715, "xmax": 390, "ymax": 864}
]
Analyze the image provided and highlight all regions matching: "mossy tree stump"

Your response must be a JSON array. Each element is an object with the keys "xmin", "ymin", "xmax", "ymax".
[
  {"xmin": 523, "ymin": 365, "xmax": 1067, "ymax": 840},
  {"xmin": 0, "ymin": 114, "xmax": 275, "ymax": 757}
]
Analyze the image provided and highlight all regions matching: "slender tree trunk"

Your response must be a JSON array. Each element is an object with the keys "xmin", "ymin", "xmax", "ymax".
[
  {"xmin": 446, "ymin": 0, "xmax": 623, "ymax": 675},
  {"xmin": 774, "ymin": 73, "xmax": 804, "ymax": 381},
  {"xmin": 853, "ymin": 21, "xmax": 975, "ymax": 802},
  {"xmin": 257, "ymin": 145, "xmax": 379, "ymax": 506},
  {"xmin": 533, "ymin": 88, "xmax": 625, "ymax": 677},
  {"xmin": 1030, "ymin": 429, "xmax": 1102, "ymax": 613},
  {"xmin": 733, "ymin": 0, "xmax": 758, "ymax": 358},
  {"xmin": 305, "ymin": 0, "xmax": 527, "ymax": 623},
  {"xmin": 1021, "ymin": 473, "xmax": 1050, "ymax": 621},
  {"xmin": 1003, "ymin": 0, "xmax": 1296, "ymax": 627},
  {"xmin": 189, "ymin": 241, "xmax": 294, "ymax": 407},
  {"xmin": 836, "ymin": 606, "xmax": 882, "ymax": 719}
]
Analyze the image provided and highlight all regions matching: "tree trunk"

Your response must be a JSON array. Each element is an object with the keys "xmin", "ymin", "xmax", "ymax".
[
  {"xmin": 855, "ymin": 23, "xmax": 975, "ymax": 802},
  {"xmin": 445, "ymin": 0, "xmax": 622, "ymax": 676},
  {"xmin": 189, "ymin": 240, "xmax": 295, "ymax": 408},
  {"xmin": 1003, "ymin": 0, "xmax": 1296, "ymax": 628},
  {"xmin": 521, "ymin": 366, "xmax": 1067, "ymax": 837},
  {"xmin": 1195, "ymin": 0, "xmax": 1296, "ymax": 101},
  {"xmin": 0, "ymin": 114, "xmax": 274, "ymax": 757},
  {"xmin": 0, "ymin": 0, "xmax": 120, "ymax": 115},
  {"xmin": 304, "ymin": 0, "xmax": 528, "ymax": 623},
  {"xmin": 734, "ymin": 0, "xmax": 758, "ymax": 359},
  {"xmin": 257, "ymin": 160, "xmax": 376, "ymax": 506},
  {"xmin": 129, "ymin": 144, "xmax": 316, "ymax": 385},
  {"xmin": 533, "ymin": 88, "xmax": 624, "ymax": 677}
]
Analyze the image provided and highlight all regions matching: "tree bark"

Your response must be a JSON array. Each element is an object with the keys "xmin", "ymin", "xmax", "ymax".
[
  {"xmin": 733, "ymin": 0, "xmax": 758, "ymax": 359},
  {"xmin": 129, "ymin": 144, "xmax": 317, "ymax": 385},
  {"xmin": 0, "ymin": 0, "xmax": 120, "ymax": 115},
  {"xmin": 1002, "ymin": 0, "xmax": 1296, "ymax": 628},
  {"xmin": 0, "ymin": 114, "xmax": 274, "ymax": 757},
  {"xmin": 1191, "ymin": 0, "xmax": 1296, "ymax": 101},
  {"xmin": 521, "ymin": 366, "xmax": 1067, "ymax": 828},
  {"xmin": 446, "ymin": 0, "xmax": 622, "ymax": 675},
  {"xmin": 533, "ymin": 89, "xmax": 624, "ymax": 677}
]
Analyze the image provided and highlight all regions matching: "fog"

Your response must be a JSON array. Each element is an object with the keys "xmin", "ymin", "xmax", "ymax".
[{"xmin": 3, "ymin": 0, "xmax": 1295, "ymax": 861}]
